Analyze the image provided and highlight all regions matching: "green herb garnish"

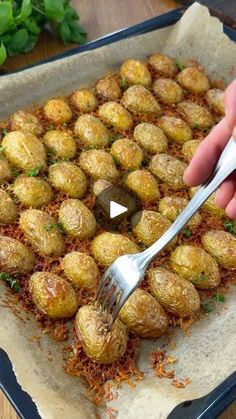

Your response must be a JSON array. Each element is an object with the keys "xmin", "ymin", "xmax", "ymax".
[
  {"xmin": 215, "ymin": 293, "xmax": 225, "ymax": 303},
  {"xmin": 12, "ymin": 167, "xmax": 21, "ymax": 178},
  {"xmin": 56, "ymin": 222, "xmax": 65, "ymax": 234},
  {"xmin": 119, "ymin": 79, "xmax": 129, "ymax": 90},
  {"xmin": 183, "ymin": 227, "xmax": 191, "ymax": 238},
  {"xmin": 224, "ymin": 220, "xmax": 236, "ymax": 236},
  {"xmin": 193, "ymin": 123, "xmax": 200, "ymax": 129},
  {"xmin": 0, "ymin": 146, "xmax": 6, "ymax": 154},
  {"xmin": 0, "ymin": 272, "xmax": 21, "ymax": 292},
  {"xmin": 27, "ymin": 166, "xmax": 40, "ymax": 177},
  {"xmin": 48, "ymin": 123, "xmax": 55, "ymax": 130},
  {"xmin": 47, "ymin": 150, "xmax": 56, "ymax": 166},
  {"xmin": 108, "ymin": 133, "xmax": 123, "ymax": 144},
  {"xmin": 1, "ymin": 128, "xmax": 8, "ymax": 137},
  {"xmin": 44, "ymin": 223, "xmax": 54, "ymax": 231},
  {"xmin": 176, "ymin": 62, "xmax": 185, "ymax": 71},
  {"xmin": 203, "ymin": 301, "xmax": 214, "ymax": 313}
]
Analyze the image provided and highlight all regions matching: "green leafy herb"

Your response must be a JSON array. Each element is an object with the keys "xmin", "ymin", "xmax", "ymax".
[
  {"xmin": 203, "ymin": 301, "xmax": 214, "ymax": 313},
  {"xmin": 193, "ymin": 123, "xmax": 200, "ymax": 129},
  {"xmin": 44, "ymin": 223, "xmax": 54, "ymax": 231},
  {"xmin": 199, "ymin": 273, "xmax": 208, "ymax": 281},
  {"xmin": 224, "ymin": 220, "xmax": 236, "ymax": 236},
  {"xmin": 176, "ymin": 61, "xmax": 185, "ymax": 71},
  {"xmin": 0, "ymin": 146, "xmax": 6, "ymax": 154},
  {"xmin": 108, "ymin": 133, "xmax": 123, "ymax": 144},
  {"xmin": 1, "ymin": 128, "xmax": 8, "ymax": 136},
  {"xmin": 119, "ymin": 79, "xmax": 129, "ymax": 90},
  {"xmin": 56, "ymin": 222, "xmax": 65, "ymax": 234},
  {"xmin": 27, "ymin": 166, "xmax": 40, "ymax": 177},
  {"xmin": 48, "ymin": 123, "xmax": 55, "ymax": 130},
  {"xmin": 215, "ymin": 293, "xmax": 225, "ymax": 303},
  {"xmin": 12, "ymin": 167, "xmax": 21, "ymax": 178},
  {"xmin": 0, "ymin": 272, "xmax": 21, "ymax": 292},
  {"xmin": 183, "ymin": 227, "xmax": 191, "ymax": 238}
]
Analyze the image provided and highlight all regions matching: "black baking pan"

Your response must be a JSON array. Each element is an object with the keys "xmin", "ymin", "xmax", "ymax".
[{"xmin": 1, "ymin": 7, "xmax": 236, "ymax": 419}]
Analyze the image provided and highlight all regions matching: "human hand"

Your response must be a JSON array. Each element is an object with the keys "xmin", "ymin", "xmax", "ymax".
[{"xmin": 184, "ymin": 79, "xmax": 236, "ymax": 218}]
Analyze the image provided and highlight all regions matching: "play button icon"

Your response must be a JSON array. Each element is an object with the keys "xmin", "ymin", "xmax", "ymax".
[{"xmin": 110, "ymin": 201, "xmax": 127, "ymax": 218}]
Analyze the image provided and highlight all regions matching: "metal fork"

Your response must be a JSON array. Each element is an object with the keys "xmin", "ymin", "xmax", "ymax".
[{"xmin": 95, "ymin": 137, "xmax": 236, "ymax": 325}]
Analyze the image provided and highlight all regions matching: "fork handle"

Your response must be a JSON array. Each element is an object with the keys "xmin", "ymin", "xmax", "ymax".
[{"xmin": 138, "ymin": 137, "xmax": 236, "ymax": 269}]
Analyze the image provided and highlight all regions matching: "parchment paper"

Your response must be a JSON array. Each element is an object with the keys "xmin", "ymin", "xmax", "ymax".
[{"xmin": 0, "ymin": 3, "xmax": 236, "ymax": 418}]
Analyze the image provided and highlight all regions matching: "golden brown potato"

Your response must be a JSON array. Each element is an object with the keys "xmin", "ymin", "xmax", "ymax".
[
  {"xmin": 190, "ymin": 187, "xmax": 226, "ymax": 218},
  {"xmin": 148, "ymin": 53, "xmax": 177, "ymax": 77},
  {"xmin": 206, "ymin": 89, "xmax": 225, "ymax": 115},
  {"xmin": 121, "ymin": 85, "xmax": 161, "ymax": 115},
  {"xmin": 202, "ymin": 230, "xmax": 236, "ymax": 269},
  {"xmin": 120, "ymin": 59, "xmax": 152, "ymax": 87},
  {"xmin": 74, "ymin": 114, "xmax": 109, "ymax": 148},
  {"xmin": 0, "ymin": 235, "xmax": 35, "ymax": 274},
  {"xmin": 71, "ymin": 88, "xmax": 98, "ymax": 112},
  {"xmin": 153, "ymin": 78, "xmax": 183, "ymax": 104},
  {"xmin": 19, "ymin": 209, "xmax": 65, "ymax": 257},
  {"xmin": 157, "ymin": 116, "xmax": 192, "ymax": 144},
  {"xmin": 124, "ymin": 170, "xmax": 160, "ymax": 202},
  {"xmin": 177, "ymin": 67, "xmax": 210, "ymax": 94},
  {"xmin": 43, "ymin": 130, "xmax": 77, "ymax": 160},
  {"xmin": 13, "ymin": 175, "xmax": 53, "ymax": 208},
  {"xmin": 0, "ymin": 190, "xmax": 18, "ymax": 224},
  {"xmin": 98, "ymin": 102, "xmax": 133, "ymax": 131},
  {"xmin": 133, "ymin": 123, "xmax": 168, "ymax": 154},
  {"xmin": 178, "ymin": 101, "xmax": 213, "ymax": 130},
  {"xmin": 119, "ymin": 288, "xmax": 168, "ymax": 338},
  {"xmin": 2, "ymin": 131, "xmax": 47, "ymax": 173},
  {"xmin": 11, "ymin": 111, "xmax": 43, "ymax": 136},
  {"xmin": 48, "ymin": 162, "xmax": 87, "ymax": 198},
  {"xmin": 59, "ymin": 199, "xmax": 96, "ymax": 239},
  {"xmin": 79, "ymin": 149, "xmax": 119, "ymax": 181},
  {"xmin": 75, "ymin": 305, "xmax": 128, "ymax": 364},
  {"xmin": 158, "ymin": 196, "xmax": 202, "ymax": 229},
  {"xmin": 96, "ymin": 77, "xmax": 122, "ymax": 100},
  {"xmin": 44, "ymin": 98, "xmax": 72, "ymax": 124},
  {"xmin": 170, "ymin": 245, "xmax": 221, "ymax": 289},
  {"xmin": 111, "ymin": 138, "xmax": 143, "ymax": 170},
  {"xmin": 149, "ymin": 154, "xmax": 187, "ymax": 190},
  {"xmin": 131, "ymin": 210, "xmax": 177, "ymax": 248},
  {"xmin": 0, "ymin": 160, "xmax": 11, "ymax": 184},
  {"xmin": 62, "ymin": 252, "xmax": 99, "ymax": 288},
  {"xmin": 91, "ymin": 232, "xmax": 139, "ymax": 266},
  {"xmin": 148, "ymin": 267, "xmax": 200, "ymax": 317},
  {"xmin": 182, "ymin": 139, "xmax": 201, "ymax": 162},
  {"xmin": 29, "ymin": 272, "xmax": 78, "ymax": 319}
]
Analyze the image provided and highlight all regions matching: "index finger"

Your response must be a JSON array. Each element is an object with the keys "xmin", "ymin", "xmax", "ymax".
[{"xmin": 224, "ymin": 79, "xmax": 236, "ymax": 130}]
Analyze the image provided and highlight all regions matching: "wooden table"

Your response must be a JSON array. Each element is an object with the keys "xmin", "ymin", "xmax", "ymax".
[{"xmin": 0, "ymin": 0, "xmax": 235, "ymax": 418}]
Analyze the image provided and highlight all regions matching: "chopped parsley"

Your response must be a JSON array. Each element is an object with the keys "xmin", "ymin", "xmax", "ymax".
[
  {"xmin": 48, "ymin": 124, "xmax": 55, "ymax": 130},
  {"xmin": 44, "ymin": 222, "xmax": 65, "ymax": 234},
  {"xmin": 27, "ymin": 167, "xmax": 40, "ymax": 177},
  {"xmin": 108, "ymin": 133, "xmax": 123, "ymax": 144},
  {"xmin": 119, "ymin": 79, "xmax": 129, "ymax": 90},
  {"xmin": 56, "ymin": 222, "xmax": 65, "ymax": 235},
  {"xmin": 193, "ymin": 123, "xmax": 200, "ymax": 129},
  {"xmin": 47, "ymin": 150, "xmax": 56, "ymax": 166},
  {"xmin": 12, "ymin": 167, "xmax": 21, "ymax": 178},
  {"xmin": 44, "ymin": 223, "xmax": 54, "ymax": 232},
  {"xmin": 182, "ymin": 227, "xmax": 191, "ymax": 238},
  {"xmin": 203, "ymin": 301, "xmax": 214, "ymax": 313},
  {"xmin": 1, "ymin": 128, "xmax": 8, "ymax": 137},
  {"xmin": 198, "ymin": 273, "xmax": 208, "ymax": 281},
  {"xmin": 0, "ymin": 146, "xmax": 6, "ymax": 153},
  {"xmin": 0, "ymin": 272, "xmax": 21, "ymax": 292},
  {"xmin": 215, "ymin": 293, "xmax": 225, "ymax": 303},
  {"xmin": 224, "ymin": 220, "xmax": 236, "ymax": 236},
  {"xmin": 176, "ymin": 61, "xmax": 185, "ymax": 71}
]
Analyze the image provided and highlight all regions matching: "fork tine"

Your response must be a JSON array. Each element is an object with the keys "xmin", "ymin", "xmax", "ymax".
[
  {"xmin": 95, "ymin": 269, "xmax": 111, "ymax": 303},
  {"xmin": 101, "ymin": 279, "xmax": 118, "ymax": 309},
  {"xmin": 106, "ymin": 287, "xmax": 122, "ymax": 314}
]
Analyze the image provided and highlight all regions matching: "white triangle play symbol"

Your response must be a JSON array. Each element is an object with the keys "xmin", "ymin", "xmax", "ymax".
[{"xmin": 110, "ymin": 201, "xmax": 127, "ymax": 218}]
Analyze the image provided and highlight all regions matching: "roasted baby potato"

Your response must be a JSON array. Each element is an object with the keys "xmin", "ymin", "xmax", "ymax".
[
  {"xmin": 0, "ymin": 159, "xmax": 11, "ymax": 184},
  {"xmin": 157, "ymin": 116, "xmax": 192, "ymax": 144},
  {"xmin": 119, "ymin": 59, "xmax": 152, "ymax": 87},
  {"xmin": 71, "ymin": 88, "xmax": 98, "ymax": 112},
  {"xmin": 149, "ymin": 267, "xmax": 200, "ymax": 317},
  {"xmin": 74, "ymin": 114, "xmax": 109, "ymax": 148},
  {"xmin": 0, "ymin": 190, "xmax": 18, "ymax": 224},
  {"xmin": 96, "ymin": 77, "xmax": 122, "ymax": 100},
  {"xmin": 133, "ymin": 122, "xmax": 168, "ymax": 154},
  {"xmin": 178, "ymin": 101, "xmax": 213, "ymax": 129},
  {"xmin": 75, "ymin": 305, "xmax": 128, "ymax": 364},
  {"xmin": 79, "ymin": 149, "xmax": 119, "ymax": 181},
  {"xmin": 149, "ymin": 153, "xmax": 187, "ymax": 190},
  {"xmin": 124, "ymin": 169, "xmax": 160, "ymax": 202},
  {"xmin": 59, "ymin": 199, "xmax": 96, "ymax": 239},
  {"xmin": 190, "ymin": 187, "xmax": 225, "ymax": 218},
  {"xmin": 202, "ymin": 230, "xmax": 236, "ymax": 269},
  {"xmin": 132, "ymin": 210, "xmax": 177, "ymax": 248},
  {"xmin": 48, "ymin": 162, "xmax": 87, "ymax": 198},
  {"xmin": 148, "ymin": 53, "xmax": 177, "ymax": 77},
  {"xmin": 2, "ymin": 131, "xmax": 47, "ymax": 173},
  {"xmin": 111, "ymin": 138, "xmax": 143, "ymax": 170},
  {"xmin": 98, "ymin": 102, "xmax": 133, "ymax": 131},
  {"xmin": 29, "ymin": 272, "xmax": 78, "ymax": 319},
  {"xmin": 19, "ymin": 209, "xmax": 65, "ymax": 257},
  {"xmin": 182, "ymin": 139, "xmax": 201, "ymax": 162},
  {"xmin": 13, "ymin": 175, "xmax": 53, "ymax": 208},
  {"xmin": 43, "ymin": 130, "xmax": 77, "ymax": 160},
  {"xmin": 0, "ymin": 235, "xmax": 35, "ymax": 274},
  {"xmin": 119, "ymin": 288, "xmax": 168, "ymax": 338},
  {"xmin": 91, "ymin": 232, "xmax": 139, "ymax": 266},
  {"xmin": 62, "ymin": 252, "xmax": 99, "ymax": 288},
  {"xmin": 177, "ymin": 67, "xmax": 210, "ymax": 94},
  {"xmin": 158, "ymin": 196, "xmax": 201, "ymax": 229},
  {"xmin": 44, "ymin": 98, "xmax": 72, "ymax": 124},
  {"xmin": 121, "ymin": 85, "xmax": 161, "ymax": 115},
  {"xmin": 205, "ymin": 88, "xmax": 225, "ymax": 115},
  {"xmin": 153, "ymin": 78, "xmax": 183, "ymax": 104},
  {"xmin": 171, "ymin": 245, "xmax": 221, "ymax": 289},
  {"xmin": 11, "ymin": 110, "xmax": 43, "ymax": 136}
]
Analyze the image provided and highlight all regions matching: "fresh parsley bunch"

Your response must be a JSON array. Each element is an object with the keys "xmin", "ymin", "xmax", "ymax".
[{"xmin": 0, "ymin": 0, "xmax": 87, "ymax": 66}]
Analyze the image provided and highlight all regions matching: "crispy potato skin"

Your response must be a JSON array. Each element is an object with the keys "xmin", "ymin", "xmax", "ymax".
[
  {"xmin": 121, "ymin": 85, "xmax": 161, "ymax": 115},
  {"xmin": 177, "ymin": 67, "xmax": 210, "ymax": 94},
  {"xmin": 19, "ymin": 209, "xmax": 65, "ymax": 257},
  {"xmin": 0, "ymin": 190, "xmax": 18, "ymax": 224},
  {"xmin": 11, "ymin": 111, "xmax": 43, "ymax": 136},
  {"xmin": 202, "ymin": 230, "xmax": 236, "ymax": 269},
  {"xmin": 0, "ymin": 235, "xmax": 35, "ymax": 274},
  {"xmin": 75, "ymin": 305, "xmax": 128, "ymax": 364},
  {"xmin": 98, "ymin": 102, "xmax": 133, "ymax": 131},
  {"xmin": 124, "ymin": 169, "xmax": 160, "ymax": 202},
  {"xmin": 91, "ymin": 232, "xmax": 139, "ymax": 266},
  {"xmin": 111, "ymin": 138, "xmax": 143, "ymax": 170},
  {"xmin": 177, "ymin": 101, "xmax": 213, "ymax": 129},
  {"xmin": 71, "ymin": 89, "xmax": 98, "ymax": 112},
  {"xmin": 149, "ymin": 153, "xmax": 187, "ymax": 190},
  {"xmin": 119, "ymin": 288, "xmax": 168, "ymax": 338},
  {"xmin": 49, "ymin": 162, "xmax": 87, "ymax": 198},
  {"xmin": 158, "ymin": 196, "xmax": 201, "ymax": 229},
  {"xmin": 0, "ymin": 160, "xmax": 11, "ymax": 184},
  {"xmin": 62, "ymin": 252, "xmax": 99, "ymax": 288},
  {"xmin": 59, "ymin": 199, "xmax": 96, "ymax": 239},
  {"xmin": 157, "ymin": 116, "xmax": 192, "ymax": 144},
  {"xmin": 206, "ymin": 89, "xmax": 225, "ymax": 115},
  {"xmin": 43, "ymin": 130, "xmax": 77, "ymax": 160},
  {"xmin": 148, "ymin": 53, "xmax": 177, "ymax": 77},
  {"xmin": 120, "ymin": 59, "xmax": 152, "ymax": 87},
  {"xmin": 29, "ymin": 272, "xmax": 78, "ymax": 319},
  {"xmin": 74, "ymin": 114, "xmax": 109, "ymax": 148},
  {"xmin": 96, "ymin": 77, "xmax": 122, "ymax": 100},
  {"xmin": 133, "ymin": 122, "xmax": 167, "ymax": 154},
  {"xmin": 182, "ymin": 139, "xmax": 201, "ymax": 162},
  {"xmin": 13, "ymin": 175, "xmax": 53, "ymax": 208},
  {"xmin": 153, "ymin": 78, "xmax": 183, "ymax": 104},
  {"xmin": 2, "ymin": 131, "xmax": 47, "ymax": 172},
  {"xmin": 171, "ymin": 245, "xmax": 221, "ymax": 289},
  {"xmin": 148, "ymin": 267, "xmax": 200, "ymax": 317},
  {"xmin": 190, "ymin": 188, "xmax": 226, "ymax": 218},
  {"xmin": 79, "ymin": 149, "xmax": 119, "ymax": 181},
  {"xmin": 44, "ymin": 98, "xmax": 72, "ymax": 124}
]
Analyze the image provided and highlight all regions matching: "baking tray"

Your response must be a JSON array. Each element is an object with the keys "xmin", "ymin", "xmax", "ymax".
[{"xmin": 1, "ymin": 7, "xmax": 236, "ymax": 419}]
